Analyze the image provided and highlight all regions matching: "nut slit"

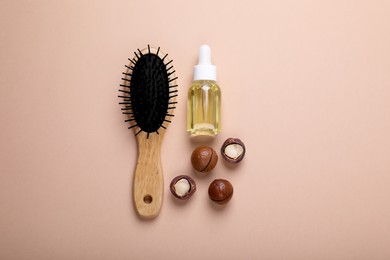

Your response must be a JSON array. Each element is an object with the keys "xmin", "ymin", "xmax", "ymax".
[{"xmin": 200, "ymin": 149, "xmax": 214, "ymax": 172}]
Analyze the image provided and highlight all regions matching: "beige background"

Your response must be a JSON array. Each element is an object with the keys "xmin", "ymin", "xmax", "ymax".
[{"xmin": 1, "ymin": 0, "xmax": 390, "ymax": 259}]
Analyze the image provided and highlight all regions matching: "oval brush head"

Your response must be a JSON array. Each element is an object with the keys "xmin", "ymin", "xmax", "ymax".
[
  {"xmin": 119, "ymin": 45, "xmax": 177, "ymax": 219},
  {"xmin": 120, "ymin": 45, "xmax": 178, "ymax": 137}
]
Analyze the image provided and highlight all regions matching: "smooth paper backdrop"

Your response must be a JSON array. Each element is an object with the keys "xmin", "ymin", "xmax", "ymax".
[{"xmin": 1, "ymin": 0, "xmax": 390, "ymax": 259}]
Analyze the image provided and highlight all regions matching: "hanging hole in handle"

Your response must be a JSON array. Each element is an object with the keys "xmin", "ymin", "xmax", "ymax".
[{"xmin": 143, "ymin": 194, "xmax": 153, "ymax": 204}]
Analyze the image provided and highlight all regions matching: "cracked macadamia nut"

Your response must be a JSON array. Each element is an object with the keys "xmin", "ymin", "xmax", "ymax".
[
  {"xmin": 170, "ymin": 175, "xmax": 196, "ymax": 200},
  {"xmin": 221, "ymin": 138, "xmax": 246, "ymax": 163},
  {"xmin": 208, "ymin": 179, "xmax": 234, "ymax": 205},
  {"xmin": 191, "ymin": 145, "xmax": 218, "ymax": 173}
]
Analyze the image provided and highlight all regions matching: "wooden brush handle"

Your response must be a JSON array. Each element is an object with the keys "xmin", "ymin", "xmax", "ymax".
[{"xmin": 133, "ymin": 133, "xmax": 164, "ymax": 219}]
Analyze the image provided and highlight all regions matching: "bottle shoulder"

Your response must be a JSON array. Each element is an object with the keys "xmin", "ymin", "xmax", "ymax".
[{"xmin": 189, "ymin": 80, "xmax": 220, "ymax": 91}]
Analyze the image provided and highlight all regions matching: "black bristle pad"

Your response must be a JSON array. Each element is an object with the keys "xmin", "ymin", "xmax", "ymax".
[{"xmin": 130, "ymin": 53, "xmax": 170, "ymax": 133}]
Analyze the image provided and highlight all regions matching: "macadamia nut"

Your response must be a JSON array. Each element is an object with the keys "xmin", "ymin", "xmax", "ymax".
[
  {"xmin": 191, "ymin": 145, "xmax": 218, "ymax": 173},
  {"xmin": 208, "ymin": 179, "xmax": 234, "ymax": 205},
  {"xmin": 221, "ymin": 138, "xmax": 246, "ymax": 164},
  {"xmin": 170, "ymin": 175, "xmax": 196, "ymax": 200}
]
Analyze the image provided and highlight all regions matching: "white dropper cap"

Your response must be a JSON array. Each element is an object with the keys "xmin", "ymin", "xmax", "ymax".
[{"xmin": 193, "ymin": 45, "xmax": 217, "ymax": 81}]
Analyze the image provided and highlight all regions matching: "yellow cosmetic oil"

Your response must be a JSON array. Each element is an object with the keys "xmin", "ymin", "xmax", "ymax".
[
  {"xmin": 187, "ymin": 45, "xmax": 221, "ymax": 136},
  {"xmin": 188, "ymin": 80, "xmax": 221, "ymax": 135}
]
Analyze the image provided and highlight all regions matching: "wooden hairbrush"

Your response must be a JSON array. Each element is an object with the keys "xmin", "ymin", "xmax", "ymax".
[{"xmin": 119, "ymin": 45, "xmax": 177, "ymax": 219}]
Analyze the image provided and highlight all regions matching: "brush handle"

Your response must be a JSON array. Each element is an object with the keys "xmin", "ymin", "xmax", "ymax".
[{"xmin": 133, "ymin": 133, "xmax": 164, "ymax": 219}]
